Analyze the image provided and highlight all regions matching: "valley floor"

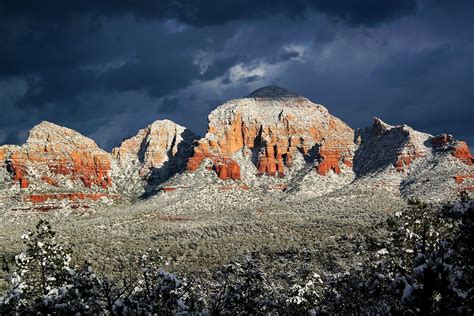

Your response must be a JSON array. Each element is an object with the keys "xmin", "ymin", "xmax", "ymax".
[{"xmin": 0, "ymin": 186, "xmax": 405, "ymax": 291}]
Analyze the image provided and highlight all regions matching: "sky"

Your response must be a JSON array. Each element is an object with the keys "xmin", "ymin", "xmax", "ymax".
[{"xmin": 0, "ymin": 0, "xmax": 472, "ymax": 150}]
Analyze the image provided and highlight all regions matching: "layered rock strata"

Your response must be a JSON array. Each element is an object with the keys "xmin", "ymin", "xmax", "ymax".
[
  {"xmin": 0, "ymin": 86, "xmax": 473, "ymax": 211},
  {"xmin": 0, "ymin": 120, "xmax": 196, "ymax": 210},
  {"xmin": 0, "ymin": 121, "xmax": 113, "ymax": 190},
  {"xmin": 0, "ymin": 122, "xmax": 116, "ymax": 210},
  {"xmin": 187, "ymin": 86, "xmax": 355, "ymax": 181}
]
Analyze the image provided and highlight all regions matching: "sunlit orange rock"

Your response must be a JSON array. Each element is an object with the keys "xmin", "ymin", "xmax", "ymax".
[
  {"xmin": 0, "ymin": 147, "xmax": 6, "ymax": 166},
  {"xmin": 41, "ymin": 176, "xmax": 58, "ymax": 186},
  {"xmin": 6, "ymin": 151, "xmax": 29, "ymax": 188},
  {"xmin": 187, "ymin": 86, "xmax": 355, "ymax": 179},
  {"xmin": 316, "ymin": 148, "xmax": 342, "ymax": 175},
  {"xmin": 161, "ymin": 187, "xmax": 177, "ymax": 192},
  {"xmin": 454, "ymin": 175, "xmax": 474, "ymax": 184},
  {"xmin": 2, "ymin": 122, "xmax": 113, "ymax": 191},
  {"xmin": 452, "ymin": 142, "xmax": 474, "ymax": 165},
  {"xmin": 393, "ymin": 152, "xmax": 425, "ymax": 172},
  {"xmin": 187, "ymin": 142, "xmax": 209, "ymax": 172},
  {"xmin": 343, "ymin": 157, "xmax": 353, "ymax": 168},
  {"xmin": 213, "ymin": 157, "xmax": 241, "ymax": 180},
  {"xmin": 430, "ymin": 134, "xmax": 474, "ymax": 165}
]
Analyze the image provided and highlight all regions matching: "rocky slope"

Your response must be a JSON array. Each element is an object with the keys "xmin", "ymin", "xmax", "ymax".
[
  {"xmin": 350, "ymin": 118, "xmax": 473, "ymax": 202},
  {"xmin": 0, "ymin": 122, "xmax": 117, "ymax": 211},
  {"xmin": 0, "ymin": 120, "xmax": 196, "ymax": 211},
  {"xmin": 177, "ymin": 86, "xmax": 472, "ymax": 201},
  {"xmin": 0, "ymin": 86, "xmax": 472, "ymax": 212},
  {"xmin": 185, "ymin": 86, "xmax": 356, "ymax": 196},
  {"xmin": 112, "ymin": 119, "xmax": 196, "ymax": 197}
]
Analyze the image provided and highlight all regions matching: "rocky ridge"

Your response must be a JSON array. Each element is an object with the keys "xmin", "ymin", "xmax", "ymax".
[
  {"xmin": 112, "ymin": 119, "xmax": 196, "ymax": 197},
  {"xmin": 0, "ymin": 120, "xmax": 195, "ymax": 211},
  {"xmin": 187, "ymin": 86, "xmax": 355, "ymax": 184},
  {"xmin": 0, "ymin": 122, "xmax": 116, "ymax": 211},
  {"xmin": 350, "ymin": 118, "xmax": 473, "ymax": 202},
  {"xmin": 0, "ymin": 86, "xmax": 472, "ymax": 212}
]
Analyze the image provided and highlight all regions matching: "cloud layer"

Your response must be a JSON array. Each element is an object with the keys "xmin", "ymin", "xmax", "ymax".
[{"xmin": 0, "ymin": 0, "xmax": 472, "ymax": 150}]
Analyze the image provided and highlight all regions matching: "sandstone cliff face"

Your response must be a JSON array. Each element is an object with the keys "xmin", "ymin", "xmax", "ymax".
[
  {"xmin": 112, "ymin": 119, "xmax": 196, "ymax": 195},
  {"xmin": 0, "ymin": 120, "xmax": 197, "ymax": 210},
  {"xmin": 187, "ymin": 86, "xmax": 355, "ymax": 182},
  {"xmin": 0, "ymin": 122, "xmax": 116, "ymax": 211},
  {"xmin": 1, "ymin": 121, "xmax": 113, "ymax": 190},
  {"xmin": 1, "ymin": 86, "xmax": 472, "ymax": 212}
]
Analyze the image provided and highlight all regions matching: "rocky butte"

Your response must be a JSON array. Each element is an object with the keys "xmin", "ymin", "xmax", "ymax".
[
  {"xmin": 0, "ymin": 120, "xmax": 195, "ymax": 211},
  {"xmin": 0, "ymin": 86, "xmax": 472, "ymax": 211},
  {"xmin": 0, "ymin": 122, "xmax": 116, "ymax": 211},
  {"xmin": 187, "ymin": 86, "xmax": 355, "ymax": 180}
]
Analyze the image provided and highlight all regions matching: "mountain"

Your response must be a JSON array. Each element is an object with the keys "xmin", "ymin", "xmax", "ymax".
[
  {"xmin": 112, "ymin": 119, "xmax": 196, "ymax": 197},
  {"xmin": 187, "ymin": 86, "xmax": 354, "ymax": 178},
  {"xmin": 173, "ymin": 86, "xmax": 473, "ymax": 202},
  {"xmin": 0, "ymin": 120, "xmax": 195, "ymax": 211},
  {"xmin": 184, "ymin": 86, "xmax": 356, "ymax": 199},
  {"xmin": 351, "ymin": 118, "xmax": 473, "ymax": 201},
  {"xmin": 0, "ymin": 86, "xmax": 472, "ymax": 212},
  {"xmin": 0, "ymin": 122, "xmax": 116, "ymax": 212}
]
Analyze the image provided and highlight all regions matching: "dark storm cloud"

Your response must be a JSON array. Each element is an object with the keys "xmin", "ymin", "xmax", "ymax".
[
  {"xmin": 268, "ymin": 49, "xmax": 302, "ymax": 64},
  {"xmin": 1, "ymin": 0, "xmax": 417, "ymax": 26},
  {"xmin": 17, "ymin": 70, "xmax": 94, "ymax": 108},
  {"xmin": 198, "ymin": 56, "xmax": 240, "ymax": 81},
  {"xmin": 0, "ymin": 0, "xmax": 472, "ymax": 150},
  {"xmin": 159, "ymin": 97, "xmax": 181, "ymax": 114},
  {"xmin": 101, "ymin": 56, "xmax": 199, "ymax": 97},
  {"xmin": 371, "ymin": 44, "xmax": 474, "ymax": 140}
]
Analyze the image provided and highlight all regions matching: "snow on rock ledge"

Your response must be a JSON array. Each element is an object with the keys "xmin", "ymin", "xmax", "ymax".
[
  {"xmin": 0, "ymin": 119, "xmax": 197, "ymax": 211},
  {"xmin": 112, "ymin": 119, "xmax": 197, "ymax": 196},
  {"xmin": 187, "ymin": 86, "xmax": 356, "ymax": 183},
  {"xmin": 0, "ymin": 121, "xmax": 116, "ymax": 211}
]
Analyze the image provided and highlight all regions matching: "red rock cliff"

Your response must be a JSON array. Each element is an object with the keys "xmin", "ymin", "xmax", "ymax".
[
  {"xmin": 187, "ymin": 86, "xmax": 355, "ymax": 179},
  {"xmin": 0, "ymin": 122, "xmax": 114, "ymax": 209},
  {"xmin": 430, "ymin": 134, "xmax": 474, "ymax": 165}
]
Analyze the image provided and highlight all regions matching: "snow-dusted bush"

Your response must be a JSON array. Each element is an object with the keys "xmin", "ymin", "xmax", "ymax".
[
  {"xmin": 384, "ymin": 198, "xmax": 473, "ymax": 315},
  {"xmin": 206, "ymin": 255, "xmax": 276, "ymax": 314},
  {"xmin": 0, "ymin": 220, "xmax": 78, "ymax": 313},
  {"xmin": 319, "ymin": 194, "xmax": 474, "ymax": 315},
  {"xmin": 284, "ymin": 272, "xmax": 324, "ymax": 314},
  {"xmin": 125, "ymin": 251, "xmax": 191, "ymax": 314},
  {"xmin": 1, "ymin": 194, "xmax": 472, "ymax": 315},
  {"xmin": 0, "ymin": 221, "xmax": 190, "ymax": 315}
]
